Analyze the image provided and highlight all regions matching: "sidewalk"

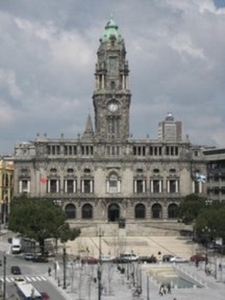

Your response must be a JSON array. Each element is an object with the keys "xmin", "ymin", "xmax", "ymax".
[{"xmin": 48, "ymin": 258, "xmax": 225, "ymax": 300}]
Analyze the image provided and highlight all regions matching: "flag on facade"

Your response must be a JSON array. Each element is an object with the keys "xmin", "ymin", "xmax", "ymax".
[
  {"xmin": 40, "ymin": 174, "xmax": 47, "ymax": 184},
  {"xmin": 195, "ymin": 172, "xmax": 207, "ymax": 183}
]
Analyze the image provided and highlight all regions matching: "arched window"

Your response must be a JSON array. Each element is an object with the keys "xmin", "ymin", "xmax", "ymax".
[
  {"xmin": 82, "ymin": 203, "xmax": 93, "ymax": 219},
  {"xmin": 135, "ymin": 203, "xmax": 146, "ymax": 219},
  {"xmin": 108, "ymin": 203, "xmax": 120, "ymax": 222},
  {"xmin": 65, "ymin": 203, "xmax": 76, "ymax": 219},
  {"xmin": 110, "ymin": 81, "xmax": 115, "ymax": 89},
  {"xmin": 168, "ymin": 203, "xmax": 178, "ymax": 219},
  {"xmin": 152, "ymin": 203, "xmax": 162, "ymax": 219},
  {"xmin": 107, "ymin": 173, "xmax": 120, "ymax": 193}
]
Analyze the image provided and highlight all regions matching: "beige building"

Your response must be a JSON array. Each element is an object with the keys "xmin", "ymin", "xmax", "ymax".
[
  {"xmin": 0, "ymin": 158, "xmax": 14, "ymax": 225},
  {"xmin": 158, "ymin": 112, "xmax": 182, "ymax": 142},
  {"xmin": 13, "ymin": 18, "xmax": 207, "ymax": 225}
]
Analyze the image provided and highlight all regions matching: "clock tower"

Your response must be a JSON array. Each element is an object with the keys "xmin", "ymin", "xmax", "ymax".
[{"xmin": 93, "ymin": 18, "xmax": 131, "ymax": 141}]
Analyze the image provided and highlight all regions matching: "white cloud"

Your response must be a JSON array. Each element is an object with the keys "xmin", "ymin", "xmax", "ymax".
[
  {"xmin": 0, "ymin": 0, "xmax": 224, "ymax": 153},
  {"xmin": 0, "ymin": 69, "xmax": 22, "ymax": 99}
]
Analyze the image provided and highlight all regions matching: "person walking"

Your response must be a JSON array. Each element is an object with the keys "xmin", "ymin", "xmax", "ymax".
[
  {"xmin": 48, "ymin": 267, "xmax": 51, "ymax": 276},
  {"xmin": 167, "ymin": 283, "xmax": 171, "ymax": 294}
]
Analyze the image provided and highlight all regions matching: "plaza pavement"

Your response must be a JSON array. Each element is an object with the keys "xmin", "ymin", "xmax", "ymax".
[
  {"xmin": 1, "ymin": 229, "xmax": 225, "ymax": 300},
  {"xmin": 49, "ymin": 234, "xmax": 225, "ymax": 300}
]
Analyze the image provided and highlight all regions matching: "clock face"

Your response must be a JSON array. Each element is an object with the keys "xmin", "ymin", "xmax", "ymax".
[{"xmin": 108, "ymin": 102, "xmax": 118, "ymax": 112}]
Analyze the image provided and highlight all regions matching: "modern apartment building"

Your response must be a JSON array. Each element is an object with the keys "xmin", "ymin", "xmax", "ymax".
[{"xmin": 203, "ymin": 148, "xmax": 225, "ymax": 203}]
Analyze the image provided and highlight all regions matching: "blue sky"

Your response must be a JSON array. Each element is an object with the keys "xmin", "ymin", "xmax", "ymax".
[{"xmin": 0, "ymin": 0, "xmax": 225, "ymax": 154}]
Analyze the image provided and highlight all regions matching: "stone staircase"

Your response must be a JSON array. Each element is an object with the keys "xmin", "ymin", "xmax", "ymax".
[
  {"xmin": 79, "ymin": 222, "xmax": 192, "ymax": 237},
  {"xmin": 142, "ymin": 264, "xmax": 178, "ymax": 281}
]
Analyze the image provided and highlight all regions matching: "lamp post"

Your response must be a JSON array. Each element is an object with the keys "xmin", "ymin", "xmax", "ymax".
[
  {"xmin": 202, "ymin": 226, "xmax": 211, "ymax": 273},
  {"xmin": 98, "ymin": 227, "xmax": 103, "ymax": 300},
  {"xmin": 63, "ymin": 244, "xmax": 67, "ymax": 289},
  {"xmin": 3, "ymin": 252, "xmax": 6, "ymax": 300},
  {"xmin": 147, "ymin": 275, "xmax": 150, "ymax": 300}
]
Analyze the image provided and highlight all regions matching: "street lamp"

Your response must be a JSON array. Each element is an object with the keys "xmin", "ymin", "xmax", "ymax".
[
  {"xmin": 98, "ymin": 227, "xmax": 103, "ymax": 300},
  {"xmin": 202, "ymin": 226, "xmax": 211, "ymax": 273},
  {"xmin": 63, "ymin": 244, "xmax": 67, "ymax": 289},
  {"xmin": 2, "ymin": 252, "xmax": 6, "ymax": 300}
]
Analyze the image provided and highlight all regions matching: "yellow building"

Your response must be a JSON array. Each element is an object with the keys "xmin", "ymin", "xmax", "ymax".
[{"xmin": 0, "ymin": 159, "xmax": 14, "ymax": 226}]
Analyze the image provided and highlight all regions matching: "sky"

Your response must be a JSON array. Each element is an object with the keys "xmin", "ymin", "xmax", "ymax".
[{"xmin": 0, "ymin": 0, "xmax": 225, "ymax": 154}]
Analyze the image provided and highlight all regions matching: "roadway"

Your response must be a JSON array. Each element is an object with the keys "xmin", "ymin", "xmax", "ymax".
[{"xmin": 0, "ymin": 237, "xmax": 67, "ymax": 300}]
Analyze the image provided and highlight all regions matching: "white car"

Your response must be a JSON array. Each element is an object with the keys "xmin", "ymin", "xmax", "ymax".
[
  {"xmin": 100, "ymin": 254, "xmax": 114, "ymax": 262},
  {"xmin": 13, "ymin": 277, "xmax": 26, "ymax": 285},
  {"xmin": 120, "ymin": 253, "xmax": 139, "ymax": 261},
  {"xmin": 170, "ymin": 256, "xmax": 188, "ymax": 263}
]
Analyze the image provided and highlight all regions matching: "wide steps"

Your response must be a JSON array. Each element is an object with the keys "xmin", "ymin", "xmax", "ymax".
[
  {"xmin": 143, "ymin": 264, "xmax": 178, "ymax": 279},
  {"xmin": 80, "ymin": 223, "xmax": 182, "ymax": 237}
]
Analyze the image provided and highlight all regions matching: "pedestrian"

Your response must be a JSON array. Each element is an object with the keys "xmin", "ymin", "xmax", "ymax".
[
  {"xmin": 167, "ymin": 283, "xmax": 171, "ymax": 294},
  {"xmin": 48, "ymin": 267, "xmax": 51, "ymax": 276},
  {"xmin": 163, "ymin": 285, "xmax": 167, "ymax": 295},
  {"xmin": 159, "ymin": 284, "xmax": 164, "ymax": 296},
  {"xmin": 195, "ymin": 259, "xmax": 199, "ymax": 268}
]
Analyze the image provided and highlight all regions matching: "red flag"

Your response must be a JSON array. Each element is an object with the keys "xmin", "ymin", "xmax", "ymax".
[{"xmin": 40, "ymin": 175, "xmax": 47, "ymax": 184}]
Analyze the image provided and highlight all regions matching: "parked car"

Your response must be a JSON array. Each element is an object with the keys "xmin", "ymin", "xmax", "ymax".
[
  {"xmin": 120, "ymin": 252, "xmax": 139, "ymax": 262},
  {"xmin": 13, "ymin": 277, "xmax": 26, "ymax": 285},
  {"xmin": 112, "ymin": 256, "xmax": 129, "ymax": 264},
  {"xmin": 23, "ymin": 253, "xmax": 35, "ymax": 261},
  {"xmin": 170, "ymin": 256, "xmax": 188, "ymax": 263},
  {"xmin": 32, "ymin": 256, "xmax": 49, "ymax": 263},
  {"xmin": 100, "ymin": 254, "xmax": 114, "ymax": 262},
  {"xmin": 162, "ymin": 254, "xmax": 175, "ymax": 262},
  {"xmin": 81, "ymin": 256, "xmax": 99, "ymax": 265},
  {"xmin": 138, "ymin": 255, "xmax": 157, "ymax": 263},
  {"xmin": 11, "ymin": 266, "xmax": 21, "ymax": 275},
  {"xmin": 40, "ymin": 292, "xmax": 50, "ymax": 300},
  {"xmin": 190, "ymin": 254, "xmax": 207, "ymax": 262}
]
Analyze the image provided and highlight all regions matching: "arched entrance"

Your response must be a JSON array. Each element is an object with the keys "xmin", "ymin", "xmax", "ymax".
[
  {"xmin": 152, "ymin": 203, "xmax": 162, "ymax": 219},
  {"xmin": 65, "ymin": 203, "xmax": 76, "ymax": 219},
  {"xmin": 135, "ymin": 203, "xmax": 146, "ymax": 219},
  {"xmin": 82, "ymin": 203, "xmax": 93, "ymax": 219},
  {"xmin": 108, "ymin": 203, "xmax": 120, "ymax": 222},
  {"xmin": 168, "ymin": 203, "xmax": 178, "ymax": 219}
]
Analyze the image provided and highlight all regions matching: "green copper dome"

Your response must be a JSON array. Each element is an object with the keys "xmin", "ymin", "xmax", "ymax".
[{"xmin": 101, "ymin": 18, "xmax": 122, "ymax": 42}]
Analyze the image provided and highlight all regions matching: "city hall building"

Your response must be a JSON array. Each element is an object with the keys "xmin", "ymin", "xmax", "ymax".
[{"xmin": 13, "ymin": 19, "xmax": 207, "ymax": 224}]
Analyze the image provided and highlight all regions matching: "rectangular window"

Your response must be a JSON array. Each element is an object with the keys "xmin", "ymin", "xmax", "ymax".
[
  {"xmin": 135, "ymin": 180, "xmax": 146, "ymax": 193},
  {"xmin": 109, "ymin": 180, "xmax": 118, "ymax": 193},
  {"xmin": 169, "ymin": 180, "xmax": 176, "ymax": 193},
  {"xmin": 50, "ymin": 180, "xmax": 57, "ymax": 193},
  {"xmin": 153, "ymin": 180, "xmax": 160, "ymax": 193},
  {"xmin": 20, "ymin": 180, "xmax": 29, "ymax": 193},
  {"xmin": 82, "ymin": 180, "xmax": 93, "ymax": 193},
  {"xmin": 66, "ymin": 180, "xmax": 75, "ymax": 193}
]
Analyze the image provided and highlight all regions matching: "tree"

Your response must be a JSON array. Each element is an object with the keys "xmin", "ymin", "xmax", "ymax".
[
  {"xmin": 195, "ymin": 203, "xmax": 225, "ymax": 243},
  {"xmin": 178, "ymin": 194, "xmax": 206, "ymax": 224},
  {"xmin": 8, "ymin": 195, "xmax": 80, "ymax": 255}
]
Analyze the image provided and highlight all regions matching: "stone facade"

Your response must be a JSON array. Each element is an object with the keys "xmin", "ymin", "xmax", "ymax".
[
  {"xmin": 13, "ymin": 18, "xmax": 207, "ymax": 224},
  {"xmin": 0, "ymin": 158, "xmax": 14, "ymax": 224}
]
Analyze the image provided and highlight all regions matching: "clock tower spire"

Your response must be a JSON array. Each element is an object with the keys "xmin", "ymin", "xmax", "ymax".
[{"xmin": 93, "ymin": 18, "xmax": 131, "ymax": 141}]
